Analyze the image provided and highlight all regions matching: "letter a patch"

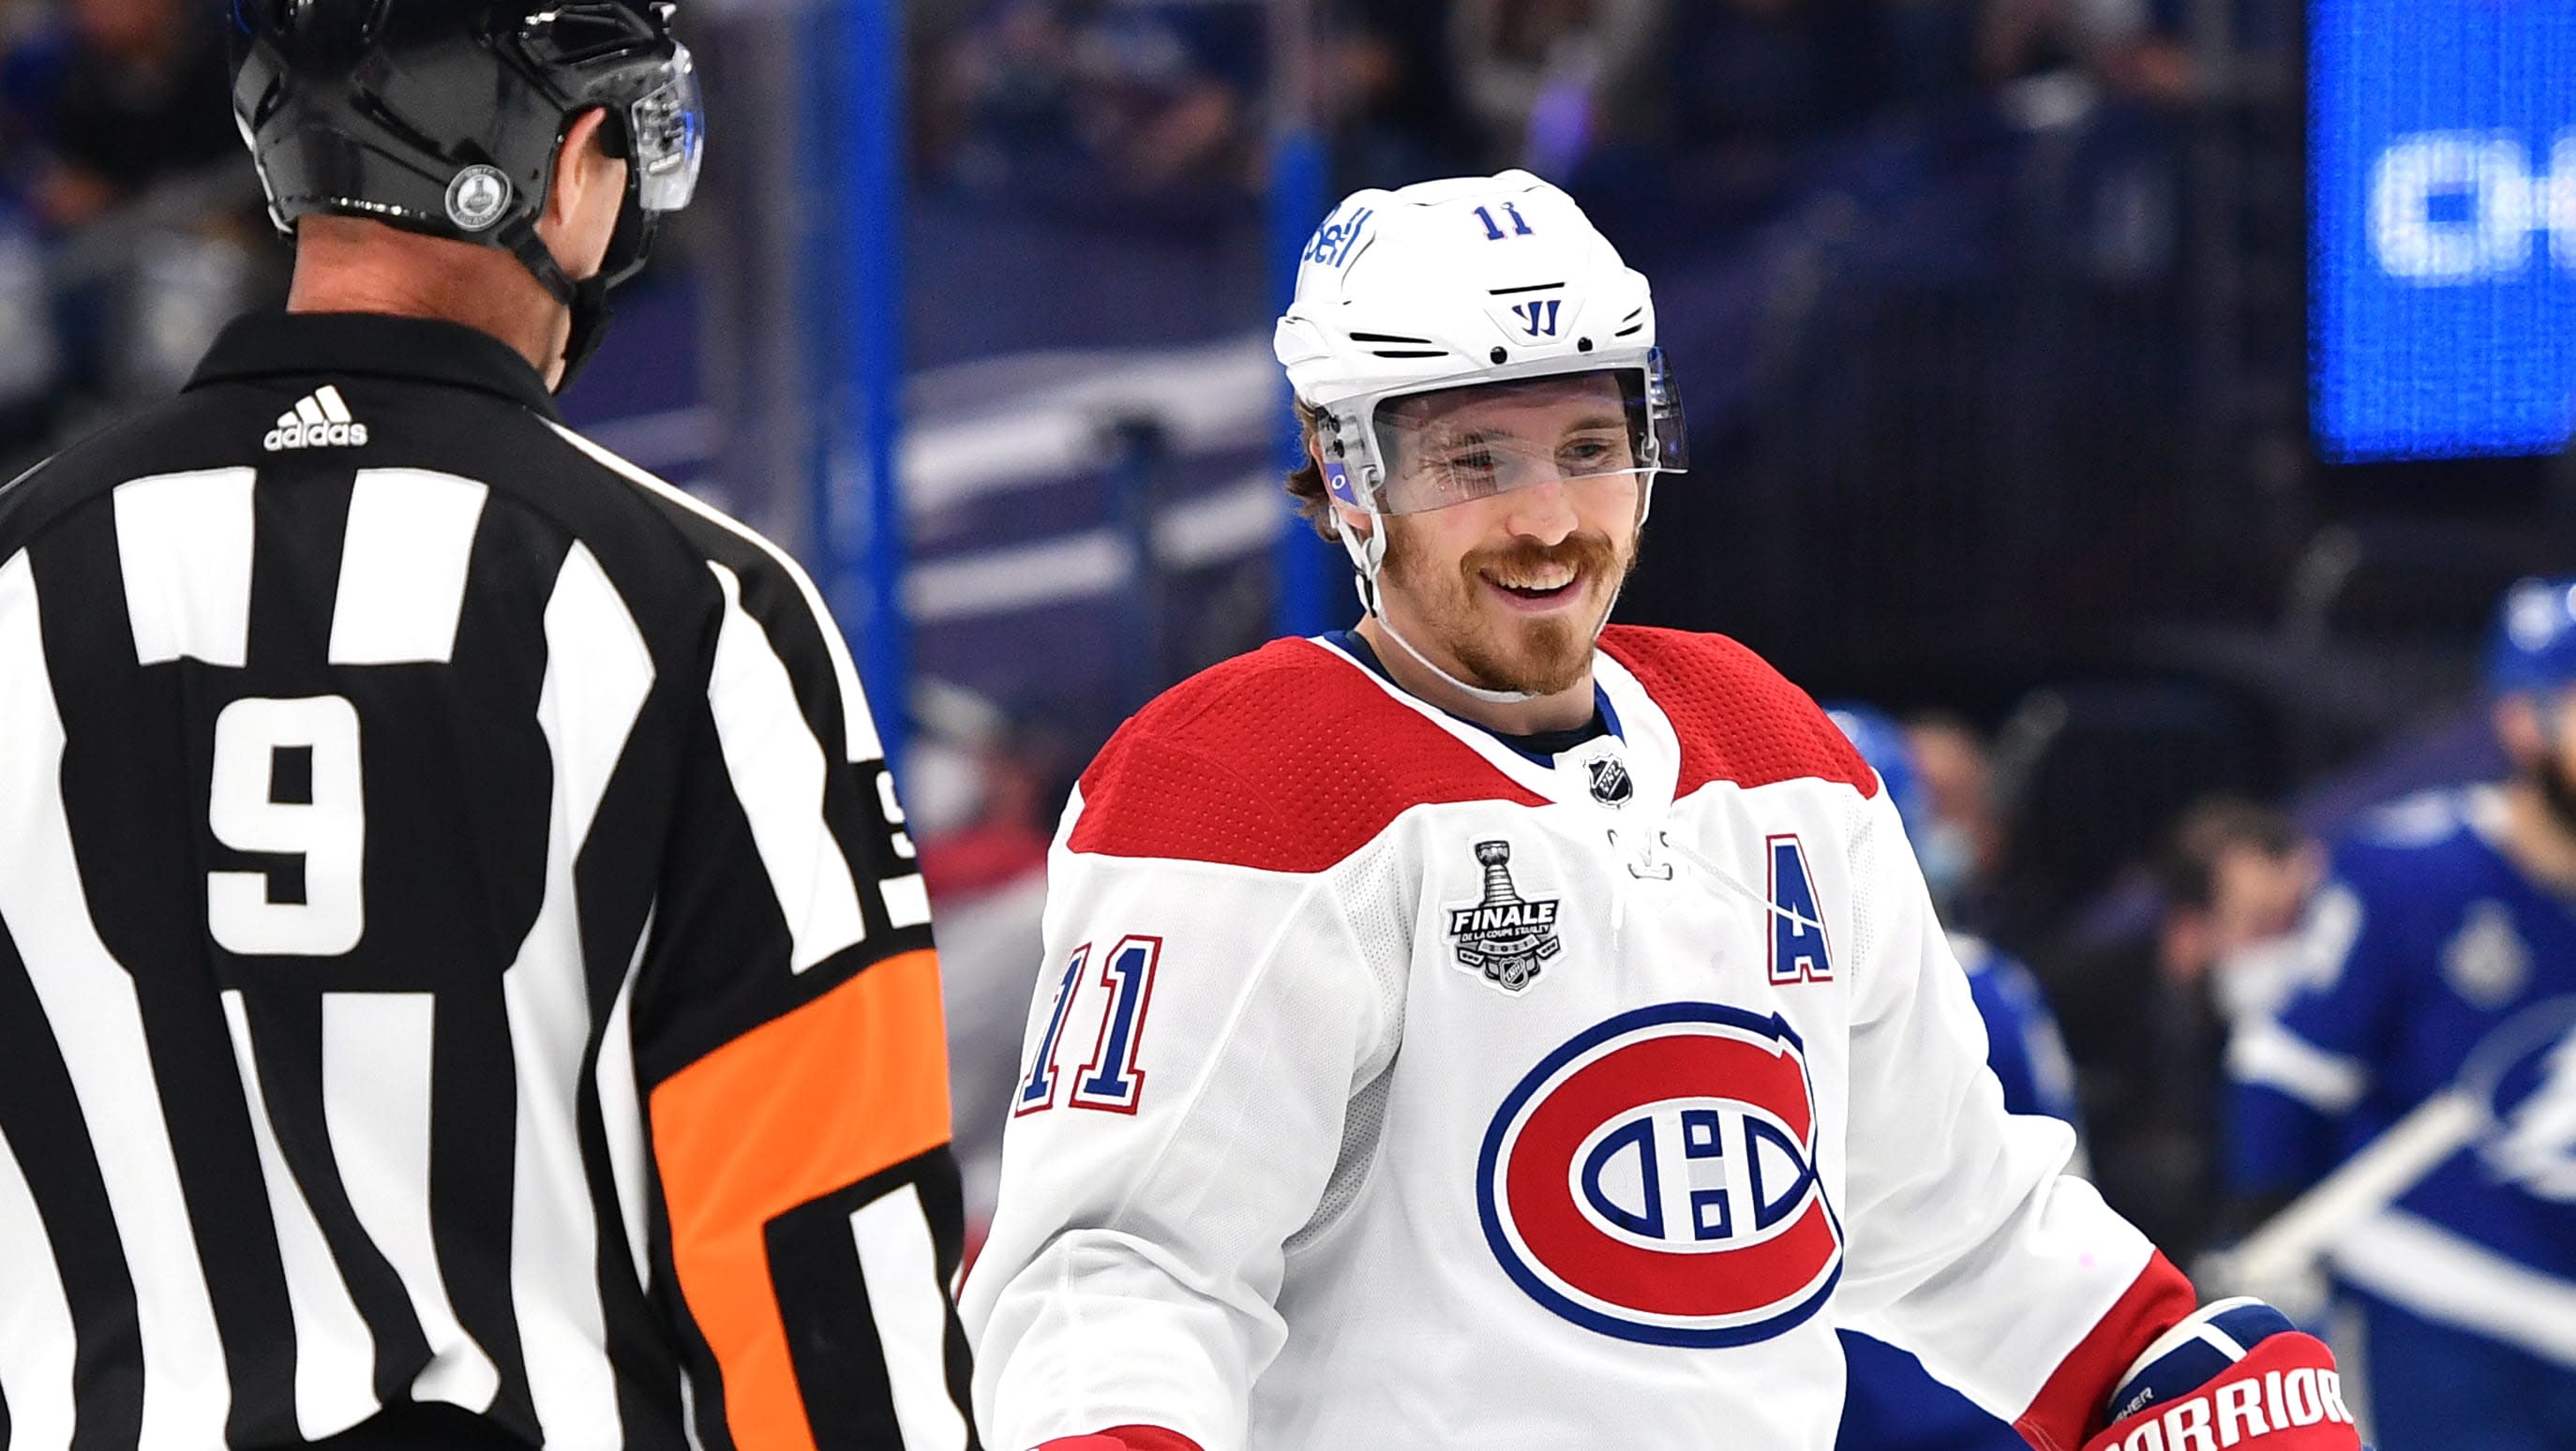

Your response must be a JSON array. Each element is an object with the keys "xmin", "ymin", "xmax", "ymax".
[{"xmin": 1767, "ymin": 834, "xmax": 1833, "ymax": 984}]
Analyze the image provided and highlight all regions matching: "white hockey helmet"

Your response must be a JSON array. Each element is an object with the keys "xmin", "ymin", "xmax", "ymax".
[{"xmin": 1273, "ymin": 170, "xmax": 1685, "ymax": 524}]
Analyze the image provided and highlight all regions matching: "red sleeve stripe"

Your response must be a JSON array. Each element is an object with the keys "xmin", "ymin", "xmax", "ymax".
[
  {"xmin": 1101, "ymin": 1429, "xmax": 1205, "ymax": 1451},
  {"xmin": 2013, "ymin": 1249, "xmax": 2199, "ymax": 1451},
  {"xmin": 1035, "ymin": 1429, "xmax": 1204, "ymax": 1451}
]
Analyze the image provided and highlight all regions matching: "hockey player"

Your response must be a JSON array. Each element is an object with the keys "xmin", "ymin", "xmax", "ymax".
[
  {"xmin": 962, "ymin": 172, "xmax": 2360, "ymax": 1451},
  {"xmin": 0, "ymin": 3, "xmax": 971, "ymax": 1446},
  {"xmin": 2228, "ymin": 576, "xmax": 2576, "ymax": 1449},
  {"xmin": 1828, "ymin": 706, "xmax": 2090, "ymax": 1451}
]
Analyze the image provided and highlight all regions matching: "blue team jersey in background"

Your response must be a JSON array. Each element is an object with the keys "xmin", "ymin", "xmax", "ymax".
[
  {"xmin": 1838, "ymin": 935, "xmax": 2088, "ymax": 1448},
  {"xmin": 2229, "ymin": 786, "xmax": 2576, "ymax": 1369}
]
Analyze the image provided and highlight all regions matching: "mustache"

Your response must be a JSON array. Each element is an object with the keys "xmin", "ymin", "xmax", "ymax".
[{"xmin": 1460, "ymin": 531, "xmax": 1620, "ymax": 584}]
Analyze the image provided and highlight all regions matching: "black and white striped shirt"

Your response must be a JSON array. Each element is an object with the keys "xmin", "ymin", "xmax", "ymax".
[{"xmin": 0, "ymin": 312, "xmax": 974, "ymax": 1451}]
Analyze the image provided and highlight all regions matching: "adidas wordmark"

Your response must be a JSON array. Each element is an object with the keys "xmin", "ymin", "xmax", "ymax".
[{"xmin": 263, "ymin": 385, "xmax": 369, "ymax": 451}]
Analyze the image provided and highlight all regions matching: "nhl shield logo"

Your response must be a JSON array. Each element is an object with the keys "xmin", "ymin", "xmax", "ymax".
[
  {"xmin": 1449, "ymin": 840, "xmax": 1561, "ymax": 993},
  {"xmin": 1586, "ymin": 755, "xmax": 1634, "ymax": 807}
]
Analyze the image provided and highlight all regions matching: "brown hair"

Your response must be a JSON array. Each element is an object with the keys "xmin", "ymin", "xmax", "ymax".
[
  {"xmin": 1284, "ymin": 398, "xmax": 1342, "ymax": 541},
  {"xmin": 2159, "ymin": 797, "xmax": 2303, "ymax": 911}
]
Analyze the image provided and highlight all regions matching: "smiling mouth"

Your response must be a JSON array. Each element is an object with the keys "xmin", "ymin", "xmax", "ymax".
[{"xmin": 1481, "ymin": 567, "xmax": 1584, "ymax": 607}]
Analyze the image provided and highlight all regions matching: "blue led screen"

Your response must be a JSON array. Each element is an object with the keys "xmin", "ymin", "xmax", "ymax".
[{"xmin": 2314, "ymin": 0, "xmax": 2576, "ymax": 461}]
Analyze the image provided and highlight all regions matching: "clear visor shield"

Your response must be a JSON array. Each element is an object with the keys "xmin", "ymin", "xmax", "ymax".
[
  {"xmin": 627, "ymin": 44, "xmax": 703, "ymax": 215},
  {"xmin": 1326, "ymin": 353, "xmax": 1687, "ymax": 516}
]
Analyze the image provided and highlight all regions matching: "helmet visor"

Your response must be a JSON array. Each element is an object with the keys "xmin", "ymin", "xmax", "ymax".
[
  {"xmin": 1345, "ymin": 353, "xmax": 1686, "ymax": 516},
  {"xmin": 628, "ymin": 44, "xmax": 703, "ymax": 214}
]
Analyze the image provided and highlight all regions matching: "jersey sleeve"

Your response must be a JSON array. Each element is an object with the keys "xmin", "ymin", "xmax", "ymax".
[
  {"xmin": 959, "ymin": 738, "xmax": 1393, "ymax": 1451},
  {"xmin": 1832, "ymin": 789, "xmax": 2194, "ymax": 1451},
  {"xmin": 631, "ymin": 553, "xmax": 972, "ymax": 1451},
  {"xmin": 2224, "ymin": 852, "xmax": 2394, "ymax": 1197}
]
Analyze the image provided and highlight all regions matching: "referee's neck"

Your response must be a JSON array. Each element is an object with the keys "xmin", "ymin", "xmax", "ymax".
[{"xmin": 285, "ymin": 216, "xmax": 569, "ymax": 384}]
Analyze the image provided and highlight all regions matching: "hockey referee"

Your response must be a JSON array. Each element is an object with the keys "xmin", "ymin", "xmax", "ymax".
[{"xmin": 0, "ymin": 3, "xmax": 974, "ymax": 1449}]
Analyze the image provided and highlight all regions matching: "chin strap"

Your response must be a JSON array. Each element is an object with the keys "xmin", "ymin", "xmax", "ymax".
[
  {"xmin": 1336, "ymin": 493, "xmax": 1654, "ymax": 710},
  {"xmin": 554, "ymin": 272, "xmax": 615, "ymax": 392},
  {"xmin": 1337, "ymin": 506, "xmax": 1547, "ymax": 708},
  {"xmin": 502, "ymin": 214, "xmax": 619, "ymax": 395},
  {"xmin": 1379, "ymin": 611, "xmax": 1543, "ymax": 705}
]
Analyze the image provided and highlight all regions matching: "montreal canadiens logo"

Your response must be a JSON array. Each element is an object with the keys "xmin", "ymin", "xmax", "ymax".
[{"xmin": 1477, "ymin": 1003, "xmax": 1843, "ymax": 1347}]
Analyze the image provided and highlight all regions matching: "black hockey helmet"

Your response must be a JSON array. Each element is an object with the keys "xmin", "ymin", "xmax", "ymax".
[{"xmin": 229, "ymin": 0, "xmax": 703, "ymax": 372}]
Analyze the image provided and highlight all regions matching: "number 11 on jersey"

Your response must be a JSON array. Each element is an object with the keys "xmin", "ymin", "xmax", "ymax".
[{"xmin": 1014, "ymin": 935, "xmax": 1161, "ymax": 1116}]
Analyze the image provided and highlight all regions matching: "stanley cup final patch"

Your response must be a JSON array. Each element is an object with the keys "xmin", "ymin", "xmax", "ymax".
[{"xmin": 1449, "ymin": 839, "xmax": 1562, "ymax": 994}]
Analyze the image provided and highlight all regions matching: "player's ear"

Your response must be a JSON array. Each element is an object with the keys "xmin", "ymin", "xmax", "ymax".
[{"xmin": 1331, "ymin": 501, "xmax": 1373, "ymax": 542}]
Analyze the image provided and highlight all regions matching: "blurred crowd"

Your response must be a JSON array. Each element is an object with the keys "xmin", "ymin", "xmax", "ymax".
[
  {"xmin": 0, "ymin": 0, "xmax": 280, "ymax": 473},
  {"xmin": 913, "ymin": 0, "xmax": 2205, "ymax": 213}
]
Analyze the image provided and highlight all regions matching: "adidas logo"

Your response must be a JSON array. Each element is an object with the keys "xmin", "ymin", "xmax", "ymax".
[{"xmin": 262, "ymin": 385, "xmax": 369, "ymax": 452}]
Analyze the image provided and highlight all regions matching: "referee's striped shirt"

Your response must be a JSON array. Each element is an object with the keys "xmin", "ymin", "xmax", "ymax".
[{"xmin": 0, "ymin": 312, "xmax": 974, "ymax": 1451}]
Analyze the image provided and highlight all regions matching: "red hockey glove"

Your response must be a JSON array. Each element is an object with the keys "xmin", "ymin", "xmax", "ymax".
[
  {"xmin": 2079, "ymin": 1298, "xmax": 2365, "ymax": 1451},
  {"xmin": 1033, "ymin": 1429, "xmax": 1204, "ymax": 1451}
]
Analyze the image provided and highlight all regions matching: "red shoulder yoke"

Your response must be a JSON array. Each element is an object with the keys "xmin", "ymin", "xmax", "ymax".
[
  {"xmin": 1067, "ymin": 638, "xmax": 1544, "ymax": 873},
  {"xmin": 1598, "ymin": 625, "xmax": 1878, "ymax": 800}
]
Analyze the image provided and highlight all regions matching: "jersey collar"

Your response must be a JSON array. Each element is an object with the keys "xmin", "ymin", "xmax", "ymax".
[
  {"xmin": 1324, "ymin": 627, "xmax": 1624, "ymax": 767},
  {"xmin": 186, "ymin": 311, "xmax": 562, "ymax": 421},
  {"xmin": 1307, "ymin": 633, "xmax": 1679, "ymax": 820}
]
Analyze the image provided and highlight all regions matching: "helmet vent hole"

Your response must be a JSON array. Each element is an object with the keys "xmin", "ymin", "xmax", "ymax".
[
  {"xmin": 1490, "ymin": 346, "xmax": 1507, "ymax": 365},
  {"xmin": 1577, "ymin": 337, "xmax": 1594, "ymax": 352},
  {"xmin": 1348, "ymin": 331, "xmax": 1432, "ymax": 345},
  {"xmin": 1612, "ymin": 323, "xmax": 1644, "ymax": 338}
]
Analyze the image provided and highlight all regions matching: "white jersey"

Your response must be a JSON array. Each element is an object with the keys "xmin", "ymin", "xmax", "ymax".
[{"xmin": 963, "ymin": 628, "xmax": 2192, "ymax": 1451}]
